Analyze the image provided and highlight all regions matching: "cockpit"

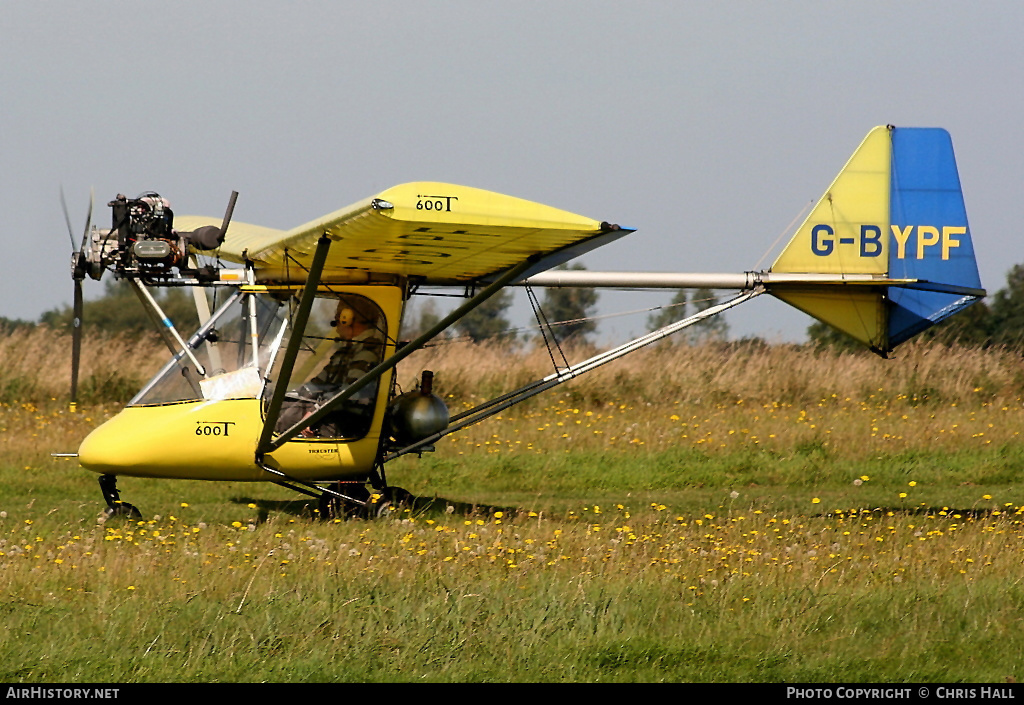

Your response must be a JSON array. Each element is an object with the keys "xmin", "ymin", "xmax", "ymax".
[{"xmin": 129, "ymin": 289, "xmax": 389, "ymax": 441}]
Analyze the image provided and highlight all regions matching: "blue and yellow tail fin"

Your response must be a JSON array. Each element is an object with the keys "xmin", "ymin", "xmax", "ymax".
[{"xmin": 768, "ymin": 126, "xmax": 984, "ymax": 355}]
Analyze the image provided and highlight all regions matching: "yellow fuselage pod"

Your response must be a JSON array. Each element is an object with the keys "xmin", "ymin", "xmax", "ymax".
[
  {"xmin": 77, "ymin": 285, "xmax": 404, "ymax": 482},
  {"xmin": 76, "ymin": 399, "xmax": 386, "ymax": 481}
]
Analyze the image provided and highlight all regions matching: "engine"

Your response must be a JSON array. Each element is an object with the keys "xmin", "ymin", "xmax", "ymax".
[
  {"xmin": 78, "ymin": 191, "xmax": 228, "ymax": 283},
  {"xmin": 109, "ymin": 192, "xmax": 186, "ymax": 274}
]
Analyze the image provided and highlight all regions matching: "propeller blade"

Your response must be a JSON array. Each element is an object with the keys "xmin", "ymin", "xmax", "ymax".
[
  {"xmin": 60, "ymin": 186, "xmax": 76, "ymax": 249},
  {"xmin": 62, "ymin": 187, "xmax": 92, "ymax": 412},
  {"xmin": 70, "ymin": 277, "xmax": 83, "ymax": 412},
  {"xmin": 218, "ymin": 188, "xmax": 237, "ymax": 235},
  {"xmin": 80, "ymin": 187, "xmax": 94, "ymax": 253}
]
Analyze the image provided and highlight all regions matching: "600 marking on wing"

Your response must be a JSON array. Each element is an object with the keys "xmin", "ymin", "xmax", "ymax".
[{"xmin": 416, "ymin": 195, "xmax": 458, "ymax": 212}]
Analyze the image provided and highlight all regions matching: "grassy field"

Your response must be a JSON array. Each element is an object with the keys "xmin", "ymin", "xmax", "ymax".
[{"xmin": 1, "ymin": 329, "xmax": 1023, "ymax": 682}]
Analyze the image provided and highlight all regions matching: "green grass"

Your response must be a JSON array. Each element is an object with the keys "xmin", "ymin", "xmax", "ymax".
[
  {"xmin": 1, "ymin": 500, "xmax": 1022, "ymax": 682},
  {"xmin": 5, "ymin": 570, "xmax": 1018, "ymax": 682},
  {"xmin": 385, "ymin": 443, "xmax": 1024, "ymax": 517}
]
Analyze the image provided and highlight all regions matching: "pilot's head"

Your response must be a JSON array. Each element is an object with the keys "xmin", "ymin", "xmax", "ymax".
[{"xmin": 333, "ymin": 298, "xmax": 378, "ymax": 333}]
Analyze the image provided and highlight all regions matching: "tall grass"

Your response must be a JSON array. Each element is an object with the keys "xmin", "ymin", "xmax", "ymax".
[
  {"xmin": 0, "ymin": 326, "xmax": 163, "ymax": 404},
  {"xmin": 6, "ymin": 326, "xmax": 1021, "ymax": 408},
  {"xmin": 399, "ymin": 337, "xmax": 1024, "ymax": 408}
]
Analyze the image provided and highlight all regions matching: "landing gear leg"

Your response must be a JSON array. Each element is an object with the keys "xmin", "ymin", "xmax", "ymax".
[
  {"xmin": 318, "ymin": 481, "xmax": 371, "ymax": 520},
  {"xmin": 98, "ymin": 474, "xmax": 142, "ymax": 519}
]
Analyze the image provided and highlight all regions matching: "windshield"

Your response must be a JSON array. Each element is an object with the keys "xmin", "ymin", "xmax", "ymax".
[{"xmin": 129, "ymin": 290, "xmax": 287, "ymax": 406}]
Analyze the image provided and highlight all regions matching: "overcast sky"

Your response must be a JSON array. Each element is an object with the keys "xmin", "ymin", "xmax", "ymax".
[{"xmin": 3, "ymin": 1, "xmax": 1021, "ymax": 343}]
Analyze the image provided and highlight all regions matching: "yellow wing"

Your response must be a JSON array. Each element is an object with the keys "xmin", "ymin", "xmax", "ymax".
[{"xmin": 175, "ymin": 182, "xmax": 629, "ymax": 284}]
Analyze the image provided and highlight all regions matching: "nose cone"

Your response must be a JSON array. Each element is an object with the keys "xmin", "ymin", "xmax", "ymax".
[{"xmin": 77, "ymin": 411, "xmax": 152, "ymax": 476}]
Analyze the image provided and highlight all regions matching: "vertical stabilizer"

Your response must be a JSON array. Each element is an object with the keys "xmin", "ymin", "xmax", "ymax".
[{"xmin": 768, "ymin": 126, "xmax": 984, "ymax": 355}]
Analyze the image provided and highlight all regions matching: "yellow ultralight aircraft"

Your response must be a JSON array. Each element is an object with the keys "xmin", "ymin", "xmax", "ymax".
[{"xmin": 62, "ymin": 126, "xmax": 985, "ymax": 519}]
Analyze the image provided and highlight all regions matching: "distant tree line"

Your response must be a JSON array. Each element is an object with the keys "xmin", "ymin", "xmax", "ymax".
[
  {"xmin": 34, "ymin": 280, "xmax": 199, "ymax": 336},
  {"xmin": 646, "ymin": 288, "xmax": 730, "ymax": 344}
]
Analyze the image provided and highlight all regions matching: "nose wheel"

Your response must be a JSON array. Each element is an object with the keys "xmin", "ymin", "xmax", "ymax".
[{"xmin": 98, "ymin": 475, "xmax": 142, "ymax": 519}]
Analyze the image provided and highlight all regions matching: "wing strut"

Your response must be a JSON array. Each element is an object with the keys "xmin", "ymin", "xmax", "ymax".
[
  {"xmin": 260, "ymin": 256, "xmax": 541, "ymax": 455},
  {"xmin": 384, "ymin": 287, "xmax": 764, "ymax": 462},
  {"xmin": 127, "ymin": 277, "xmax": 206, "ymax": 397},
  {"xmin": 257, "ymin": 235, "xmax": 335, "ymax": 457},
  {"xmin": 188, "ymin": 255, "xmax": 225, "ymax": 374}
]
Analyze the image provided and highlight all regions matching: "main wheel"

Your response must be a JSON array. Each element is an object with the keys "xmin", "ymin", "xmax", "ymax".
[
  {"xmin": 371, "ymin": 486, "xmax": 415, "ymax": 518},
  {"xmin": 103, "ymin": 502, "xmax": 142, "ymax": 520}
]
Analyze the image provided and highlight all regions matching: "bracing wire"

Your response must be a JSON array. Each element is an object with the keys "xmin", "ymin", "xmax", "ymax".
[
  {"xmin": 525, "ymin": 285, "xmax": 571, "ymax": 373},
  {"xmin": 751, "ymin": 199, "xmax": 813, "ymax": 271}
]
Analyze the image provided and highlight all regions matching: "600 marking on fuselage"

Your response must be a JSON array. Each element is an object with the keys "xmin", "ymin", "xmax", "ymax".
[
  {"xmin": 810, "ymin": 224, "xmax": 967, "ymax": 260},
  {"xmin": 195, "ymin": 421, "xmax": 236, "ymax": 437}
]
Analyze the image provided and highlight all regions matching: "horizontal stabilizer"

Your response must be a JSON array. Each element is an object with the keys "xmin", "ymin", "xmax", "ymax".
[{"xmin": 768, "ymin": 126, "xmax": 984, "ymax": 355}]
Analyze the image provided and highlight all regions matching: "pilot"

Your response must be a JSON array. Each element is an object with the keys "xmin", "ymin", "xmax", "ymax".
[{"xmin": 277, "ymin": 297, "xmax": 386, "ymax": 438}]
